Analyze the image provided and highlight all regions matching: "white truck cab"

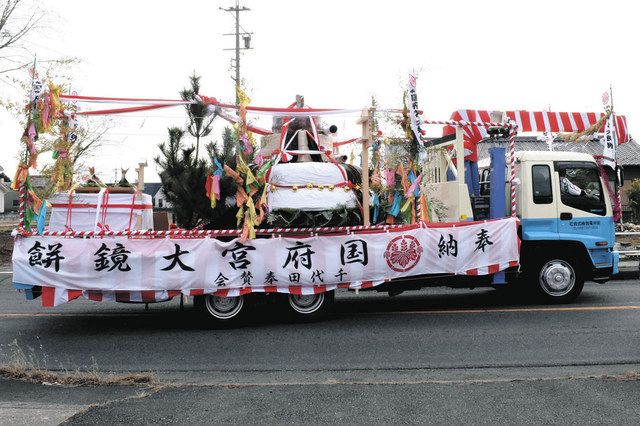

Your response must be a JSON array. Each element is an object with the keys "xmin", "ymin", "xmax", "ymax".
[
  {"xmin": 513, "ymin": 151, "xmax": 618, "ymax": 301},
  {"xmin": 427, "ymin": 146, "xmax": 618, "ymax": 302}
]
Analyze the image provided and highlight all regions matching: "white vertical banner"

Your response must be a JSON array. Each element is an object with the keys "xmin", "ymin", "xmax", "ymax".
[
  {"xmin": 602, "ymin": 114, "xmax": 617, "ymax": 169},
  {"xmin": 601, "ymin": 92, "xmax": 616, "ymax": 169},
  {"xmin": 407, "ymin": 74, "xmax": 424, "ymax": 144}
]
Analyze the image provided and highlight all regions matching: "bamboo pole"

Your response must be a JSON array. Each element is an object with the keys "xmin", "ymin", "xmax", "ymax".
[
  {"xmin": 135, "ymin": 161, "xmax": 147, "ymax": 230},
  {"xmin": 358, "ymin": 108, "xmax": 372, "ymax": 225},
  {"xmin": 455, "ymin": 127, "xmax": 465, "ymax": 182}
]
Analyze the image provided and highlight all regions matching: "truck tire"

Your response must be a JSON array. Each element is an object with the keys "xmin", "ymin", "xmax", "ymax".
[
  {"xmin": 532, "ymin": 255, "xmax": 584, "ymax": 304},
  {"xmin": 194, "ymin": 294, "xmax": 248, "ymax": 327},
  {"xmin": 285, "ymin": 290, "xmax": 334, "ymax": 322}
]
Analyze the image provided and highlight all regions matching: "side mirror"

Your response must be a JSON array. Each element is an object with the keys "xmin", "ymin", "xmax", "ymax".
[{"xmin": 616, "ymin": 165, "xmax": 624, "ymax": 188}]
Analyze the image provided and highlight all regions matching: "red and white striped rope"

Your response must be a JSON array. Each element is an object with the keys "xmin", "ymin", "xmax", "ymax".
[
  {"xmin": 15, "ymin": 218, "xmax": 515, "ymax": 239},
  {"xmin": 18, "ymin": 182, "xmax": 26, "ymax": 230},
  {"xmin": 423, "ymin": 119, "xmax": 515, "ymax": 128},
  {"xmin": 16, "ymin": 223, "xmax": 417, "ymax": 238},
  {"xmin": 617, "ymin": 190, "xmax": 623, "ymax": 227},
  {"xmin": 508, "ymin": 126, "xmax": 518, "ymax": 216}
]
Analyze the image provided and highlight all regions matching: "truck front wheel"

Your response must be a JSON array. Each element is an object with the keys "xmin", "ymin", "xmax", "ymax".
[{"xmin": 534, "ymin": 256, "xmax": 584, "ymax": 303}]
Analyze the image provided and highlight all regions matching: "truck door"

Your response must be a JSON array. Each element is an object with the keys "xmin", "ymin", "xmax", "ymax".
[
  {"xmin": 554, "ymin": 161, "xmax": 614, "ymax": 262},
  {"xmin": 521, "ymin": 162, "xmax": 558, "ymax": 239}
]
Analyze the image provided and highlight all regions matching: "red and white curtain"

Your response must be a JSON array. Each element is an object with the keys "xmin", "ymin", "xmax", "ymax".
[{"xmin": 443, "ymin": 109, "xmax": 630, "ymax": 162}]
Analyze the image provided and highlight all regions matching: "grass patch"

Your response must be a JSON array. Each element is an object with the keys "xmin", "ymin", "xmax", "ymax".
[
  {"xmin": 0, "ymin": 365, "xmax": 158, "ymax": 387},
  {"xmin": 0, "ymin": 338, "xmax": 158, "ymax": 387},
  {"xmin": 604, "ymin": 370, "xmax": 640, "ymax": 381}
]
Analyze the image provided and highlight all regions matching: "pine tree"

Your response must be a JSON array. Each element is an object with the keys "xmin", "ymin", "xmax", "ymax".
[
  {"xmin": 180, "ymin": 72, "xmax": 215, "ymax": 159},
  {"xmin": 206, "ymin": 126, "xmax": 238, "ymax": 164},
  {"xmin": 155, "ymin": 127, "xmax": 241, "ymax": 230},
  {"xmin": 222, "ymin": 126, "xmax": 238, "ymax": 161},
  {"xmin": 155, "ymin": 127, "xmax": 210, "ymax": 229}
]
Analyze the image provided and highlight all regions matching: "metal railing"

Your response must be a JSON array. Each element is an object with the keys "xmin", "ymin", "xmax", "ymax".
[
  {"xmin": 614, "ymin": 231, "xmax": 638, "ymax": 277},
  {"xmin": 614, "ymin": 232, "xmax": 640, "ymax": 262}
]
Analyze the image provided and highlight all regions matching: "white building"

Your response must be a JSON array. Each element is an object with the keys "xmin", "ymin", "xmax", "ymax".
[
  {"xmin": 0, "ymin": 165, "xmax": 19, "ymax": 214},
  {"xmin": 142, "ymin": 182, "xmax": 172, "ymax": 210}
]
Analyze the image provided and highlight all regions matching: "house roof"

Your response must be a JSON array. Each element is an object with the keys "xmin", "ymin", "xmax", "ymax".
[
  {"xmin": 0, "ymin": 180, "xmax": 10, "ymax": 194},
  {"xmin": 0, "ymin": 165, "xmax": 11, "ymax": 183},
  {"xmin": 476, "ymin": 136, "xmax": 640, "ymax": 167},
  {"xmin": 0, "ymin": 165, "xmax": 16, "ymax": 193},
  {"xmin": 143, "ymin": 182, "xmax": 163, "ymax": 198}
]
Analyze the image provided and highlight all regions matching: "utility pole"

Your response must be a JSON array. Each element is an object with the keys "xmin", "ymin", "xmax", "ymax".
[{"xmin": 220, "ymin": 1, "xmax": 252, "ymax": 105}]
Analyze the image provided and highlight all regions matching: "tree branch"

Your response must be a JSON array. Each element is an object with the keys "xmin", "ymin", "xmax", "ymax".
[{"xmin": 0, "ymin": 1, "xmax": 45, "ymax": 53}]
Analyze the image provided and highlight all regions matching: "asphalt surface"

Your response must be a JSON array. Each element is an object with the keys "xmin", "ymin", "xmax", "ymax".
[{"xmin": 1, "ymin": 270, "xmax": 639, "ymax": 424}]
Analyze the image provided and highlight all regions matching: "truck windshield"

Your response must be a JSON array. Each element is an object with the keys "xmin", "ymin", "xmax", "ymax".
[{"xmin": 557, "ymin": 165, "xmax": 606, "ymax": 216}]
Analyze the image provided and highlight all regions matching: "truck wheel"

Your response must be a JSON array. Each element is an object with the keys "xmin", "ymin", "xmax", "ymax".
[
  {"xmin": 534, "ymin": 256, "xmax": 584, "ymax": 303},
  {"xmin": 194, "ymin": 294, "xmax": 248, "ymax": 327},
  {"xmin": 285, "ymin": 290, "xmax": 334, "ymax": 322}
]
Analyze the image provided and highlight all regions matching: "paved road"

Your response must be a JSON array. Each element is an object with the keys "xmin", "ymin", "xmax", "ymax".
[{"xmin": 1, "ymin": 271, "xmax": 639, "ymax": 424}]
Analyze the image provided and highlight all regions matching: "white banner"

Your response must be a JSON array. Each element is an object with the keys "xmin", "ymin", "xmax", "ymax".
[
  {"xmin": 407, "ymin": 74, "xmax": 424, "ymax": 144},
  {"xmin": 601, "ymin": 92, "xmax": 616, "ymax": 169},
  {"xmin": 602, "ymin": 113, "xmax": 617, "ymax": 169},
  {"xmin": 12, "ymin": 218, "xmax": 519, "ymax": 294}
]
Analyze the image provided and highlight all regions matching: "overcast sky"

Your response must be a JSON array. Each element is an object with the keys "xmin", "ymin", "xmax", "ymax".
[{"xmin": 1, "ymin": 0, "xmax": 638, "ymax": 183}]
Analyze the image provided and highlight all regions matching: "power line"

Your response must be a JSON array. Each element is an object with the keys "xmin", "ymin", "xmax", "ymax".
[{"xmin": 219, "ymin": 1, "xmax": 252, "ymax": 105}]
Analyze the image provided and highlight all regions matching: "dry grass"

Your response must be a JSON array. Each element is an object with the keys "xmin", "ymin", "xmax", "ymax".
[
  {"xmin": 0, "ymin": 338, "xmax": 158, "ymax": 387},
  {"xmin": 0, "ymin": 365, "xmax": 158, "ymax": 386},
  {"xmin": 602, "ymin": 370, "xmax": 640, "ymax": 381}
]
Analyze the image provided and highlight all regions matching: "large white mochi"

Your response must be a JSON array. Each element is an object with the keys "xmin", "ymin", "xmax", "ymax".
[{"xmin": 267, "ymin": 162, "xmax": 357, "ymax": 211}]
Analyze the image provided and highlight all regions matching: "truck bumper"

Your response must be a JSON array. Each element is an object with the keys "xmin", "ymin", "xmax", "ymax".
[{"xmin": 591, "ymin": 252, "xmax": 618, "ymax": 283}]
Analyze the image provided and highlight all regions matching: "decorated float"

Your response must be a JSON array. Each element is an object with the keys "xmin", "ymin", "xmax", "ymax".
[{"xmin": 9, "ymin": 70, "xmax": 628, "ymax": 324}]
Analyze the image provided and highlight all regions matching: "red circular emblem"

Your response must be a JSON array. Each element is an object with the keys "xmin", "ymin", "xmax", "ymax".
[{"xmin": 383, "ymin": 235, "xmax": 423, "ymax": 272}]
